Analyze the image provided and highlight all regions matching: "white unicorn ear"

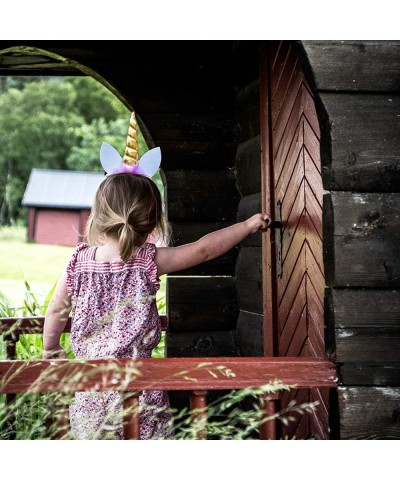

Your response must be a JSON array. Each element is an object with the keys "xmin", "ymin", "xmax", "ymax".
[
  {"xmin": 100, "ymin": 142, "xmax": 123, "ymax": 173},
  {"xmin": 138, "ymin": 147, "xmax": 162, "ymax": 177}
]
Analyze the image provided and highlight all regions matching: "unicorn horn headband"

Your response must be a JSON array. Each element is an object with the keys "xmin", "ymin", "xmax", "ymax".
[{"xmin": 100, "ymin": 111, "xmax": 161, "ymax": 177}]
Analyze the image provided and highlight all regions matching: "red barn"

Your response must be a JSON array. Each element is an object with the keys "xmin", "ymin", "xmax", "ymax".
[{"xmin": 22, "ymin": 168, "xmax": 104, "ymax": 246}]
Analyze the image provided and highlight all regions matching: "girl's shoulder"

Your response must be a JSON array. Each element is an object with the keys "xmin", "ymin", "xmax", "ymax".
[
  {"xmin": 135, "ymin": 242, "xmax": 156, "ymax": 261},
  {"xmin": 71, "ymin": 243, "xmax": 95, "ymax": 263},
  {"xmin": 135, "ymin": 242, "xmax": 159, "ymax": 286}
]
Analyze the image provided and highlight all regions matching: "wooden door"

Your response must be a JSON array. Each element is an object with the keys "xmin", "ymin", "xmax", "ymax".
[{"xmin": 260, "ymin": 41, "xmax": 329, "ymax": 439}]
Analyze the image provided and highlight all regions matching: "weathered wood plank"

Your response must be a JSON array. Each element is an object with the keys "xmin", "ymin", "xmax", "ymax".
[
  {"xmin": 336, "ymin": 328, "xmax": 400, "ymax": 363},
  {"xmin": 236, "ymin": 193, "xmax": 262, "ymax": 247},
  {"xmin": 325, "ymin": 288, "xmax": 400, "ymax": 385},
  {"xmin": 169, "ymin": 221, "xmax": 237, "ymax": 275},
  {"xmin": 319, "ymin": 93, "xmax": 400, "ymax": 191},
  {"xmin": 167, "ymin": 277, "xmax": 238, "ymax": 332},
  {"xmin": 234, "ymin": 135, "xmax": 261, "ymax": 196},
  {"xmin": 235, "ymin": 247, "xmax": 263, "ymax": 314},
  {"xmin": 236, "ymin": 311, "xmax": 264, "ymax": 356},
  {"xmin": 300, "ymin": 41, "xmax": 400, "ymax": 92},
  {"xmin": 340, "ymin": 362, "xmax": 400, "ymax": 387},
  {"xmin": 323, "ymin": 192, "xmax": 400, "ymax": 288},
  {"xmin": 165, "ymin": 170, "xmax": 240, "ymax": 222},
  {"xmin": 338, "ymin": 386, "xmax": 400, "ymax": 439},
  {"xmin": 140, "ymin": 114, "xmax": 236, "ymax": 142},
  {"xmin": 325, "ymin": 288, "xmax": 400, "ymax": 328},
  {"xmin": 159, "ymin": 140, "xmax": 236, "ymax": 170},
  {"xmin": 165, "ymin": 331, "xmax": 238, "ymax": 357},
  {"xmin": 0, "ymin": 357, "xmax": 337, "ymax": 393},
  {"xmin": 236, "ymin": 80, "xmax": 260, "ymax": 141}
]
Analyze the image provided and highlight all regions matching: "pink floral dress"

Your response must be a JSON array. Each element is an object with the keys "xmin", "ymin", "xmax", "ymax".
[{"xmin": 66, "ymin": 242, "xmax": 174, "ymax": 440}]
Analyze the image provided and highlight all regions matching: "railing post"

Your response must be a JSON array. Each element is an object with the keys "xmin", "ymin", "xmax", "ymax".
[
  {"xmin": 123, "ymin": 391, "xmax": 141, "ymax": 440},
  {"xmin": 259, "ymin": 394, "xmax": 278, "ymax": 440},
  {"xmin": 190, "ymin": 390, "xmax": 208, "ymax": 440},
  {"xmin": 3, "ymin": 334, "xmax": 17, "ymax": 440}
]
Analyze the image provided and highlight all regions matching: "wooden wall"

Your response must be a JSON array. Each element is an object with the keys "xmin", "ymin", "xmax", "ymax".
[
  {"xmin": 232, "ymin": 42, "xmax": 264, "ymax": 356},
  {"xmin": 300, "ymin": 41, "xmax": 400, "ymax": 439}
]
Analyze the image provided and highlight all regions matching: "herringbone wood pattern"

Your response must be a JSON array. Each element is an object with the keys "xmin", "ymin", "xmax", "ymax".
[{"xmin": 268, "ymin": 41, "xmax": 328, "ymax": 439}]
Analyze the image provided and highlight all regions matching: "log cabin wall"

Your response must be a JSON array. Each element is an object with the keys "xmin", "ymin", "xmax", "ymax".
[
  {"xmin": 231, "ymin": 42, "xmax": 264, "ymax": 356},
  {"xmin": 300, "ymin": 41, "xmax": 400, "ymax": 439}
]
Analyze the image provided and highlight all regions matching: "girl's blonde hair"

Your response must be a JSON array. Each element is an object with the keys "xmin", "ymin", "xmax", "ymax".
[{"xmin": 86, "ymin": 173, "xmax": 167, "ymax": 262}]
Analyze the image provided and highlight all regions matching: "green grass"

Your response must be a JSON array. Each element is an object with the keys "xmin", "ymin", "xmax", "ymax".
[{"xmin": 0, "ymin": 226, "xmax": 73, "ymax": 305}]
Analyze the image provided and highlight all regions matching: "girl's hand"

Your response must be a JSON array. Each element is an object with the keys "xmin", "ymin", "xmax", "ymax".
[
  {"xmin": 42, "ymin": 348, "xmax": 67, "ymax": 360},
  {"xmin": 246, "ymin": 213, "xmax": 271, "ymax": 234}
]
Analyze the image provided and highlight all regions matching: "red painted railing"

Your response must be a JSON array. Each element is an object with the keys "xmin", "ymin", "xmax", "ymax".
[{"xmin": 0, "ymin": 317, "xmax": 338, "ymax": 440}]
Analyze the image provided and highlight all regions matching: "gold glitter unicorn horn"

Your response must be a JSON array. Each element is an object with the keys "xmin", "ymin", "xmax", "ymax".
[{"xmin": 122, "ymin": 111, "xmax": 139, "ymax": 165}]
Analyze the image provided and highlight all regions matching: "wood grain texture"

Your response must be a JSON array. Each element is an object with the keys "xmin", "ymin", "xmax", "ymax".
[
  {"xmin": 300, "ymin": 41, "xmax": 400, "ymax": 92},
  {"xmin": 165, "ymin": 331, "xmax": 238, "ymax": 357},
  {"xmin": 339, "ymin": 386, "xmax": 400, "ymax": 439},
  {"xmin": 0, "ymin": 357, "xmax": 337, "ymax": 393},
  {"xmin": 167, "ymin": 277, "xmax": 238, "ymax": 332},
  {"xmin": 236, "ymin": 311, "xmax": 264, "ymax": 356},
  {"xmin": 319, "ymin": 93, "xmax": 400, "ymax": 192},
  {"xmin": 325, "ymin": 288, "xmax": 400, "ymax": 328},
  {"xmin": 169, "ymin": 221, "xmax": 237, "ymax": 275},
  {"xmin": 235, "ymin": 247, "xmax": 263, "ymax": 314},
  {"xmin": 264, "ymin": 41, "xmax": 328, "ymax": 439},
  {"xmin": 323, "ymin": 192, "xmax": 400, "ymax": 288},
  {"xmin": 165, "ymin": 170, "xmax": 240, "ymax": 222},
  {"xmin": 234, "ymin": 135, "xmax": 261, "ymax": 196}
]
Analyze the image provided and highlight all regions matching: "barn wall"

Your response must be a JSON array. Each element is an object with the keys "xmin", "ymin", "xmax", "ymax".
[
  {"xmin": 232, "ymin": 42, "xmax": 264, "ymax": 356},
  {"xmin": 34, "ymin": 209, "xmax": 83, "ymax": 246},
  {"xmin": 300, "ymin": 40, "xmax": 400, "ymax": 439}
]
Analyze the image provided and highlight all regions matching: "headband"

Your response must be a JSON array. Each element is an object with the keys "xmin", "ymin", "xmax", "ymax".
[{"xmin": 100, "ymin": 112, "xmax": 161, "ymax": 178}]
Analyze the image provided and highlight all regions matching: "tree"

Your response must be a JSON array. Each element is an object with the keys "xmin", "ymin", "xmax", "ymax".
[
  {"xmin": 65, "ymin": 77, "xmax": 129, "ymax": 124},
  {"xmin": 0, "ymin": 76, "xmax": 146, "ymax": 225}
]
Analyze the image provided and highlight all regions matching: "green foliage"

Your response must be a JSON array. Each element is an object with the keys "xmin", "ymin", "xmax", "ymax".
[
  {"xmin": 0, "ymin": 76, "xmax": 143, "ymax": 226},
  {"xmin": 65, "ymin": 77, "xmax": 129, "ymax": 124}
]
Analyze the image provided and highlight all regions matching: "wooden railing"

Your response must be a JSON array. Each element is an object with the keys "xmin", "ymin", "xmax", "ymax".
[{"xmin": 0, "ymin": 317, "xmax": 337, "ymax": 440}]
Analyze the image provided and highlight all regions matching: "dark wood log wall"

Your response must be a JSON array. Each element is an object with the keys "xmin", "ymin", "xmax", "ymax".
[
  {"xmin": 232, "ymin": 42, "xmax": 264, "ymax": 357},
  {"xmin": 300, "ymin": 41, "xmax": 400, "ymax": 439}
]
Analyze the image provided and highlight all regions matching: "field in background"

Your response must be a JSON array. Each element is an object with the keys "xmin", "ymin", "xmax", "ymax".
[{"xmin": 0, "ymin": 226, "xmax": 73, "ymax": 307}]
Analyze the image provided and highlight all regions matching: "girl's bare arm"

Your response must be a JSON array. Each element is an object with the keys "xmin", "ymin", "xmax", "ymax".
[
  {"xmin": 155, "ymin": 213, "xmax": 270, "ymax": 276},
  {"xmin": 43, "ymin": 267, "xmax": 71, "ymax": 358}
]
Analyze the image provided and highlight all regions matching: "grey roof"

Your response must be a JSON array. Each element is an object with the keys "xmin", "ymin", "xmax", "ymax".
[{"xmin": 22, "ymin": 169, "xmax": 105, "ymax": 209}]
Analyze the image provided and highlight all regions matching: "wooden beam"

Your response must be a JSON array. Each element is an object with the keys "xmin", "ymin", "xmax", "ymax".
[
  {"xmin": 167, "ymin": 277, "xmax": 238, "ymax": 332},
  {"xmin": 0, "ymin": 357, "xmax": 338, "ymax": 394},
  {"xmin": 235, "ymin": 135, "xmax": 261, "ymax": 196},
  {"xmin": 165, "ymin": 331, "xmax": 237, "ymax": 358},
  {"xmin": 319, "ymin": 93, "xmax": 400, "ymax": 191},
  {"xmin": 323, "ymin": 192, "xmax": 400, "ymax": 288},
  {"xmin": 339, "ymin": 386, "xmax": 400, "ymax": 439},
  {"xmin": 165, "ymin": 170, "xmax": 240, "ymax": 222},
  {"xmin": 301, "ymin": 41, "xmax": 400, "ymax": 92}
]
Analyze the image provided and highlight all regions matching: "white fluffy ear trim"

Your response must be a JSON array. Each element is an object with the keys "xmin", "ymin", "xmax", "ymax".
[{"xmin": 138, "ymin": 147, "xmax": 162, "ymax": 177}]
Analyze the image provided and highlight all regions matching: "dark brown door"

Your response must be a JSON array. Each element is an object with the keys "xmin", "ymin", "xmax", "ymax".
[{"xmin": 261, "ymin": 41, "xmax": 328, "ymax": 439}]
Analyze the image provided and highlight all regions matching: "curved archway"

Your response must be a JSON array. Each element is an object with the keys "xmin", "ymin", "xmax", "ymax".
[{"xmin": 0, "ymin": 45, "xmax": 156, "ymax": 149}]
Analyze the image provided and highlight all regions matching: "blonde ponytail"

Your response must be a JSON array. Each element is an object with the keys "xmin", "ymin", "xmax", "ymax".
[{"xmin": 118, "ymin": 222, "xmax": 137, "ymax": 263}]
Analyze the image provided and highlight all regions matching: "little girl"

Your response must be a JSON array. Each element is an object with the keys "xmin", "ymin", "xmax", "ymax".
[{"xmin": 43, "ymin": 169, "xmax": 270, "ymax": 440}]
